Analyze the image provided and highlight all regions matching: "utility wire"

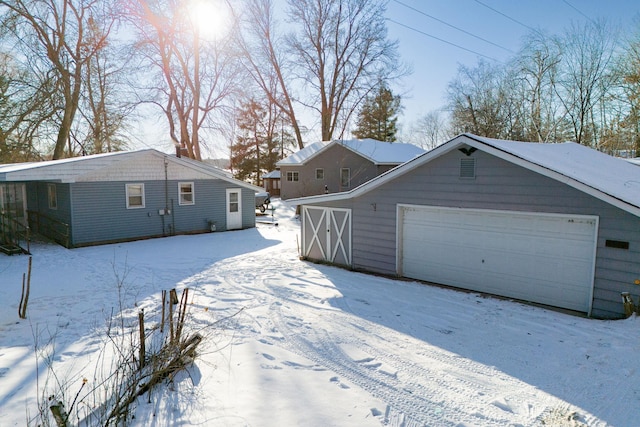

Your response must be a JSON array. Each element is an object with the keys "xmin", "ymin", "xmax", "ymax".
[
  {"xmin": 472, "ymin": 0, "xmax": 540, "ymax": 35},
  {"xmin": 392, "ymin": 0, "xmax": 514, "ymax": 54},
  {"xmin": 562, "ymin": 0, "xmax": 596, "ymax": 25},
  {"xmin": 386, "ymin": 18, "xmax": 501, "ymax": 63}
]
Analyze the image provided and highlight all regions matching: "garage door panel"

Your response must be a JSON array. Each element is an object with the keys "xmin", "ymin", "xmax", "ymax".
[
  {"xmin": 399, "ymin": 205, "xmax": 597, "ymax": 313},
  {"xmin": 302, "ymin": 206, "xmax": 351, "ymax": 266}
]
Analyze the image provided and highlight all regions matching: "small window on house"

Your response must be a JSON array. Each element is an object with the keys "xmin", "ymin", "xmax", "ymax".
[
  {"xmin": 47, "ymin": 183, "xmax": 57, "ymax": 210},
  {"xmin": 229, "ymin": 191, "xmax": 239, "ymax": 212},
  {"xmin": 316, "ymin": 168, "xmax": 324, "ymax": 180},
  {"xmin": 340, "ymin": 168, "xmax": 351, "ymax": 187},
  {"xmin": 460, "ymin": 158, "xmax": 476, "ymax": 179},
  {"xmin": 286, "ymin": 171, "xmax": 299, "ymax": 182},
  {"xmin": 179, "ymin": 182, "xmax": 194, "ymax": 205},
  {"xmin": 126, "ymin": 183, "xmax": 145, "ymax": 209}
]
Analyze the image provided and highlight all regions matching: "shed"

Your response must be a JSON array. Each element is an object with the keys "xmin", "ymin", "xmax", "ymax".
[
  {"xmin": 0, "ymin": 149, "xmax": 262, "ymax": 249},
  {"xmin": 290, "ymin": 134, "xmax": 640, "ymax": 319},
  {"xmin": 262, "ymin": 170, "xmax": 281, "ymax": 197},
  {"xmin": 277, "ymin": 138, "xmax": 424, "ymax": 199}
]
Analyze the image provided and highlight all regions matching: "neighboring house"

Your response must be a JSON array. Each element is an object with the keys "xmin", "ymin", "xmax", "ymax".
[
  {"xmin": 276, "ymin": 138, "xmax": 424, "ymax": 200},
  {"xmin": 262, "ymin": 170, "xmax": 281, "ymax": 197},
  {"xmin": 290, "ymin": 133, "xmax": 640, "ymax": 320},
  {"xmin": 0, "ymin": 149, "xmax": 262, "ymax": 249}
]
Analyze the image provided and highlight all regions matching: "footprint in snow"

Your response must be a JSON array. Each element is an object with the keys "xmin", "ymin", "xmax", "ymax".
[{"xmin": 329, "ymin": 376, "xmax": 350, "ymax": 389}]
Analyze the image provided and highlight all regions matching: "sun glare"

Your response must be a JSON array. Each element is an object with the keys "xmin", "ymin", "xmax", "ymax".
[{"xmin": 188, "ymin": 0, "xmax": 231, "ymax": 41}]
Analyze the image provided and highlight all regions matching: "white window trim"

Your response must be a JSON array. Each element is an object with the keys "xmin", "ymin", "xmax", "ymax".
[
  {"xmin": 126, "ymin": 183, "xmax": 145, "ymax": 209},
  {"xmin": 178, "ymin": 182, "xmax": 195, "ymax": 205},
  {"xmin": 287, "ymin": 171, "xmax": 299, "ymax": 182},
  {"xmin": 47, "ymin": 183, "xmax": 58, "ymax": 210},
  {"xmin": 315, "ymin": 168, "xmax": 324, "ymax": 180},
  {"xmin": 340, "ymin": 168, "xmax": 351, "ymax": 188}
]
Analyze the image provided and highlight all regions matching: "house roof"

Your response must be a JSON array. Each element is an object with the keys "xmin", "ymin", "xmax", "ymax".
[
  {"xmin": 262, "ymin": 170, "xmax": 281, "ymax": 179},
  {"xmin": 288, "ymin": 133, "xmax": 640, "ymax": 218},
  {"xmin": 276, "ymin": 138, "xmax": 424, "ymax": 167},
  {"xmin": 0, "ymin": 149, "xmax": 263, "ymax": 192}
]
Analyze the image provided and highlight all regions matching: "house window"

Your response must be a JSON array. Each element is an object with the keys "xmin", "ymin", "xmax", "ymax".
[
  {"xmin": 340, "ymin": 168, "xmax": 350, "ymax": 188},
  {"xmin": 47, "ymin": 184, "xmax": 57, "ymax": 210},
  {"xmin": 126, "ymin": 183, "xmax": 145, "ymax": 209},
  {"xmin": 286, "ymin": 171, "xmax": 299, "ymax": 182},
  {"xmin": 179, "ymin": 182, "xmax": 194, "ymax": 205},
  {"xmin": 229, "ymin": 191, "xmax": 239, "ymax": 212},
  {"xmin": 460, "ymin": 158, "xmax": 476, "ymax": 179},
  {"xmin": 315, "ymin": 168, "xmax": 324, "ymax": 180}
]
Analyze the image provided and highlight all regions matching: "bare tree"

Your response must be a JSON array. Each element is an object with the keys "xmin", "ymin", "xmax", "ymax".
[
  {"xmin": 553, "ymin": 20, "xmax": 619, "ymax": 147},
  {"xmin": 447, "ymin": 60, "xmax": 511, "ymax": 139},
  {"xmin": 511, "ymin": 31, "xmax": 564, "ymax": 142},
  {"xmin": 404, "ymin": 110, "xmax": 451, "ymax": 150},
  {"xmin": 238, "ymin": 0, "xmax": 305, "ymax": 149},
  {"xmin": 240, "ymin": 0, "xmax": 403, "ymax": 148},
  {"xmin": 0, "ymin": 0, "xmax": 114, "ymax": 159},
  {"xmin": 127, "ymin": 0, "xmax": 244, "ymax": 160}
]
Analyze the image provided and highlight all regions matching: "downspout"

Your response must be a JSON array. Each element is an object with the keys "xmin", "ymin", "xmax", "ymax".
[{"xmin": 163, "ymin": 157, "xmax": 168, "ymax": 236}]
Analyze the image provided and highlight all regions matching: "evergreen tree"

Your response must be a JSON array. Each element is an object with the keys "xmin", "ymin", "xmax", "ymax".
[
  {"xmin": 231, "ymin": 100, "xmax": 266, "ymax": 185},
  {"xmin": 353, "ymin": 83, "xmax": 401, "ymax": 141},
  {"xmin": 230, "ymin": 99, "xmax": 294, "ymax": 185}
]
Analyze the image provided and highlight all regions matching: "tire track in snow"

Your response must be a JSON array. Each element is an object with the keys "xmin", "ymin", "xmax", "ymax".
[
  {"xmin": 270, "ymin": 302, "xmax": 517, "ymax": 427},
  {"xmin": 201, "ymin": 249, "xmax": 569, "ymax": 426}
]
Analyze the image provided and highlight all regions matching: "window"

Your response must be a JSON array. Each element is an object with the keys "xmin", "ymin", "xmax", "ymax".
[
  {"xmin": 179, "ymin": 182, "xmax": 194, "ymax": 205},
  {"xmin": 286, "ymin": 171, "xmax": 299, "ymax": 182},
  {"xmin": 126, "ymin": 183, "xmax": 145, "ymax": 208},
  {"xmin": 460, "ymin": 158, "xmax": 476, "ymax": 179},
  {"xmin": 340, "ymin": 168, "xmax": 350, "ymax": 188},
  {"xmin": 47, "ymin": 184, "xmax": 57, "ymax": 210},
  {"xmin": 229, "ymin": 191, "xmax": 239, "ymax": 212},
  {"xmin": 315, "ymin": 168, "xmax": 324, "ymax": 180}
]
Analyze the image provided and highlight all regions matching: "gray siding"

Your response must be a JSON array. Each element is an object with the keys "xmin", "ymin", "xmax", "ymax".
[
  {"xmin": 304, "ymin": 149, "xmax": 640, "ymax": 319},
  {"xmin": 69, "ymin": 179, "xmax": 256, "ymax": 246},
  {"xmin": 280, "ymin": 144, "xmax": 379, "ymax": 199}
]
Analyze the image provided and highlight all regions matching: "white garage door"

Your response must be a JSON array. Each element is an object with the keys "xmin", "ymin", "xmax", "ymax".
[{"xmin": 398, "ymin": 205, "xmax": 598, "ymax": 313}]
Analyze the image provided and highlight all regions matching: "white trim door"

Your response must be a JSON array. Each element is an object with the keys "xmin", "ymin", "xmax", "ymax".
[
  {"xmin": 398, "ymin": 205, "xmax": 598, "ymax": 314},
  {"xmin": 226, "ymin": 188, "xmax": 242, "ymax": 230},
  {"xmin": 301, "ymin": 206, "xmax": 352, "ymax": 265}
]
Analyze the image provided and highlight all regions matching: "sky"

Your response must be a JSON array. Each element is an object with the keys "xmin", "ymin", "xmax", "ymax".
[
  {"xmin": 134, "ymin": 0, "xmax": 640, "ymax": 158},
  {"xmin": 384, "ymin": 0, "xmax": 640, "ymax": 128},
  {"xmin": 1, "ymin": 200, "xmax": 639, "ymax": 426}
]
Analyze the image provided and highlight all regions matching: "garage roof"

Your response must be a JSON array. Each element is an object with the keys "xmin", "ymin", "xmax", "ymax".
[
  {"xmin": 276, "ymin": 138, "xmax": 424, "ymax": 166},
  {"xmin": 289, "ymin": 133, "xmax": 640, "ymax": 218}
]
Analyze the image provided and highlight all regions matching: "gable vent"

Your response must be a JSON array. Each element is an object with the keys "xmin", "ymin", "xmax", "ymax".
[{"xmin": 460, "ymin": 158, "xmax": 476, "ymax": 179}]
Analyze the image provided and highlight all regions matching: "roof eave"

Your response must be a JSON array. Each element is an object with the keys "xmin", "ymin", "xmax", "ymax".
[{"xmin": 291, "ymin": 134, "xmax": 640, "ymax": 218}]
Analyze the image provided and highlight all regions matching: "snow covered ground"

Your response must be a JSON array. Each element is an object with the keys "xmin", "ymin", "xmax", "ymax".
[{"xmin": 1, "ymin": 200, "xmax": 639, "ymax": 426}]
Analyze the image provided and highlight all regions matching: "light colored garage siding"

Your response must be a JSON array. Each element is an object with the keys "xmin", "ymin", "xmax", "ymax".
[{"xmin": 306, "ymin": 149, "xmax": 640, "ymax": 319}]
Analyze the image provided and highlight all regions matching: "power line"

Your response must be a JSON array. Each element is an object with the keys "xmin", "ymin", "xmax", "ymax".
[
  {"xmin": 386, "ymin": 18, "xmax": 501, "ymax": 63},
  {"xmin": 472, "ymin": 0, "xmax": 539, "ymax": 34},
  {"xmin": 562, "ymin": 0, "xmax": 596, "ymax": 25},
  {"xmin": 392, "ymin": 0, "xmax": 514, "ymax": 54}
]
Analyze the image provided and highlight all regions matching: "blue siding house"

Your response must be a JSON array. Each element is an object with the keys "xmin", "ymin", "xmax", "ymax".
[
  {"xmin": 0, "ymin": 149, "xmax": 262, "ymax": 248},
  {"xmin": 290, "ymin": 134, "xmax": 640, "ymax": 319}
]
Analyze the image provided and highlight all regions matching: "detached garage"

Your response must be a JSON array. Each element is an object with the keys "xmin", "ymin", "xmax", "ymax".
[{"xmin": 292, "ymin": 134, "xmax": 640, "ymax": 319}]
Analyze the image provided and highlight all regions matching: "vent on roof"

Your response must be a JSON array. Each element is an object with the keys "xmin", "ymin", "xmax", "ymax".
[{"xmin": 460, "ymin": 158, "xmax": 476, "ymax": 179}]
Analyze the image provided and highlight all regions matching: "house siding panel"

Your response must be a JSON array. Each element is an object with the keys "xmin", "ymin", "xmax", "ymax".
[
  {"xmin": 280, "ymin": 144, "xmax": 378, "ymax": 199},
  {"xmin": 303, "ymin": 149, "xmax": 640, "ymax": 319},
  {"xmin": 69, "ymin": 180, "xmax": 256, "ymax": 246}
]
